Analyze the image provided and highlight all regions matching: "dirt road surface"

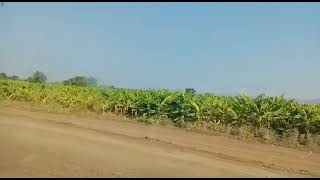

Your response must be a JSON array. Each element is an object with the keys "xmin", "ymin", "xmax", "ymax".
[{"xmin": 0, "ymin": 104, "xmax": 319, "ymax": 177}]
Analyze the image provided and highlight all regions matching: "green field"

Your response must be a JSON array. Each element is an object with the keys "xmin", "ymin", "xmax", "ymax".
[{"xmin": 1, "ymin": 79, "xmax": 320, "ymax": 145}]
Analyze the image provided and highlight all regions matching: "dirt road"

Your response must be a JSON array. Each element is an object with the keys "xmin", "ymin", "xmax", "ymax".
[{"xmin": 0, "ymin": 104, "xmax": 319, "ymax": 177}]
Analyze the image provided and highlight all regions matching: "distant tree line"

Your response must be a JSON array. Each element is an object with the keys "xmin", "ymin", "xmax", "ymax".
[
  {"xmin": 0, "ymin": 71, "xmax": 103, "ymax": 88},
  {"xmin": 0, "ymin": 71, "xmax": 196, "ymax": 92},
  {"xmin": 0, "ymin": 72, "xmax": 19, "ymax": 80},
  {"xmin": 0, "ymin": 71, "xmax": 48, "ymax": 83}
]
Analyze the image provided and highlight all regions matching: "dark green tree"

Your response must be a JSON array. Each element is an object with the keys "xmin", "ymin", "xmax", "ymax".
[
  {"xmin": 185, "ymin": 88, "xmax": 196, "ymax": 94},
  {"xmin": 63, "ymin": 76, "xmax": 86, "ymax": 86},
  {"xmin": 0, "ymin": 72, "xmax": 7, "ymax": 79},
  {"xmin": 87, "ymin": 77, "xmax": 97, "ymax": 87},
  {"xmin": 63, "ymin": 76, "xmax": 97, "ymax": 87},
  {"xmin": 27, "ymin": 71, "xmax": 47, "ymax": 83}
]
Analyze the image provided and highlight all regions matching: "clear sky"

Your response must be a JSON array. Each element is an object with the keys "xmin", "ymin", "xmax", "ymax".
[{"xmin": 1, "ymin": 3, "xmax": 320, "ymax": 99}]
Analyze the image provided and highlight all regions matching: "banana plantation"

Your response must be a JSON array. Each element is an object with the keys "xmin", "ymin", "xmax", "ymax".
[{"xmin": 1, "ymin": 79, "xmax": 320, "ymax": 136}]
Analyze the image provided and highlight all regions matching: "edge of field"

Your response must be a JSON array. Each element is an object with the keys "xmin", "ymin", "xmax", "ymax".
[
  {"xmin": 1, "ymin": 99, "xmax": 319, "ymax": 153},
  {"xmin": 1, "ymin": 100, "xmax": 320, "ymax": 177}
]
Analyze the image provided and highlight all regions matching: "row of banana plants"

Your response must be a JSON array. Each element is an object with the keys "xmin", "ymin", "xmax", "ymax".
[{"xmin": 1, "ymin": 79, "xmax": 320, "ymax": 135}]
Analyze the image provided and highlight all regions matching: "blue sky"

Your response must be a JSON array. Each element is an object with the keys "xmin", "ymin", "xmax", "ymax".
[{"xmin": 0, "ymin": 3, "xmax": 320, "ymax": 99}]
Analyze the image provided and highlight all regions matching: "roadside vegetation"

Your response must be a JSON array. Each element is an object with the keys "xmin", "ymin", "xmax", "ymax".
[{"xmin": 1, "ymin": 71, "xmax": 320, "ymax": 147}]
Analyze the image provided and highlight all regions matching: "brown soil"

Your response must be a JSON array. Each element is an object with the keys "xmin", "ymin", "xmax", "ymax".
[{"xmin": 0, "ymin": 103, "xmax": 319, "ymax": 177}]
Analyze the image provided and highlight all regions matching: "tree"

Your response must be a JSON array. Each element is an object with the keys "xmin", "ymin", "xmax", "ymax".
[
  {"xmin": 0, "ymin": 73, "xmax": 20, "ymax": 80},
  {"xmin": 87, "ymin": 77, "xmax": 97, "ymax": 87},
  {"xmin": 27, "ymin": 71, "xmax": 47, "ymax": 83},
  {"xmin": 62, "ymin": 76, "xmax": 97, "ymax": 87},
  {"xmin": 63, "ymin": 76, "xmax": 87, "ymax": 86},
  {"xmin": 0, "ymin": 72, "xmax": 7, "ymax": 79},
  {"xmin": 185, "ymin": 88, "xmax": 196, "ymax": 94}
]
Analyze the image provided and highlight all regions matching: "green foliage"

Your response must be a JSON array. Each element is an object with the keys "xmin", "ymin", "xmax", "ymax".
[
  {"xmin": 63, "ymin": 76, "xmax": 97, "ymax": 87},
  {"xmin": 0, "ymin": 73, "xmax": 7, "ymax": 79},
  {"xmin": 185, "ymin": 88, "xmax": 196, "ymax": 94},
  {"xmin": 27, "ymin": 71, "xmax": 47, "ymax": 83},
  {"xmin": 87, "ymin": 77, "xmax": 97, "ymax": 87},
  {"xmin": 0, "ymin": 73, "xmax": 19, "ymax": 80},
  {"xmin": 1, "ymin": 79, "xmax": 320, "ymax": 138}
]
